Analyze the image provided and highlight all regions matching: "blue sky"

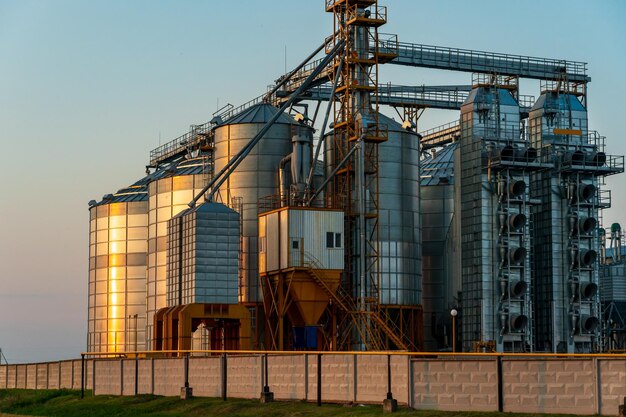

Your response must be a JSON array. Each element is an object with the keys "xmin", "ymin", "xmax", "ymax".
[{"xmin": 0, "ymin": 0, "xmax": 624, "ymax": 363}]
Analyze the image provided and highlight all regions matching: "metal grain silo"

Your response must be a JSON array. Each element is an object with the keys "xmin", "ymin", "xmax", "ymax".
[
  {"xmin": 459, "ymin": 83, "xmax": 535, "ymax": 352},
  {"xmin": 324, "ymin": 112, "xmax": 422, "ymax": 347},
  {"xmin": 420, "ymin": 143, "xmax": 459, "ymax": 351},
  {"xmin": 87, "ymin": 178, "xmax": 149, "ymax": 353},
  {"xmin": 213, "ymin": 103, "xmax": 306, "ymax": 304},
  {"xmin": 146, "ymin": 156, "xmax": 211, "ymax": 349},
  {"xmin": 529, "ymin": 88, "xmax": 612, "ymax": 353},
  {"xmin": 376, "ymin": 113, "xmax": 421, "ymax": 305}
]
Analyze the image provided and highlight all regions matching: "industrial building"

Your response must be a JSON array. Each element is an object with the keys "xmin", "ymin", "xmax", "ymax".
[{"xmin": 87, "ymin": 0, "xmax": 624, "ymax": 354}]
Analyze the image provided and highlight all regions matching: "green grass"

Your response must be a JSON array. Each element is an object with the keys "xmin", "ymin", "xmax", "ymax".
[{"xmin": 0, "ymin": 389, "xmax": 600, "ymax": 417}]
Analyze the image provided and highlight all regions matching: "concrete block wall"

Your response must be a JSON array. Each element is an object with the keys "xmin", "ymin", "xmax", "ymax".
[
  {"xmin": 598, "ymin": 358, "xmax": 626, "ymax": 415},
  {"xmin": 267, "ymin": 354, "xmax": 306, "ymax": 401},
  {"xmin": 153, "ymin": 358, "xmax": 184, "ymax": 397},
  {"xmin": 227, "ymin": 355, "xmax": 261, "ymax": 399},
  {"xmin": 1, "ymin": 355, "xmax": 626, "ymax": 416},
  {"xmin": 188, "ymin": 357, "xmax": 221, "ymax": 397},
  {"xmin": 411, "ymin": 359, "xmax": 498, "ymax": 412},
  {"xmin": 503, "ymin": 359, "xmax": 596, "ymax": 415},
  {"xmin": 93, "ymin": 360, "xmax": 122, "ymax": 396},
  {"xmin": 356, "ymin": 355, "xmax": 408, "ymax": 404},
  {"xmin": 137, "ymin": 359, "xmax": 153, "ymax": 394}
]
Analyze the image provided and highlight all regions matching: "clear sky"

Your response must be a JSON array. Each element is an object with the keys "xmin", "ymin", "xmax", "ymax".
[{"xmin": 1, "ymin": 0, "xmax": 624, "ymax": 363}]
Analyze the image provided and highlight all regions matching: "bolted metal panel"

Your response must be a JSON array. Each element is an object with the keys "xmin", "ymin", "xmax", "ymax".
[
  {"xmin": 259, "ymin": 208, "xmax": 344, "ymax": 272},
  {"xmin": 530, "ymin": 90, "xmax": 601, "ymax": 353},
  {"xmin": 146, "ymin": 156, "xmax": 211, "ymax": 349},
  {"xmin": 213, "ymin": 103, "xmax": 307, "ymax": 303},
  {"xmin": 325, "ymin": 112, "xmax": 422, "ymax": 306},
  {"xmin": 459, "ymin": 86, "xmax": 534, "ymax": 352},
  {"xmin": 166, "ymin": 202, "xmax": 240, "ymax": 306},
  {"xmin": 87, "ymin": 176, "xmax": 149, "ymax": 354}
]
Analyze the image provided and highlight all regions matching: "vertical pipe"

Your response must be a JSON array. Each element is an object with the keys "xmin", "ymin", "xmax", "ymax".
[
  {"xmin": 317, "ymin": 354, "xmax": 322, "ymax": 407},
  {"xmin": 221, "ymin": 353, "xmax": 228, "ymax": 401},
  {"xmin": 386, "ymin": 354, "xmax": 393, "ymax": 400},
  {"xmin": 120, "ymin": 358, "xmax": 124, "ymax": 396},
  {"xmin": 184, "ymin": 354, "xmax": 189, "ymax": 388},
  {"xmin": 263, "ymin": 352, "xmax": 269, "ymax": 393},
  {"xmin": 80, "ymin": 354, "xmax": 85, "ymax": 399},
  {"xmin": 497, "ymin": 356, "xmax": 503, "ymax": 412},
  {"xmin": 135, "ymin": 356, "xmax": 139, "ymax": 396}
]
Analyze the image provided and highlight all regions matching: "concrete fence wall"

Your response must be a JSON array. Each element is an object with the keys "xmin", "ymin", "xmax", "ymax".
[
  {"xmin": 1, "ymin": 355, "xmax": 625, "ymax": 416},
  {"xmin": 0, "ymin": 360, "xmax": 93, "ymax": 391}
]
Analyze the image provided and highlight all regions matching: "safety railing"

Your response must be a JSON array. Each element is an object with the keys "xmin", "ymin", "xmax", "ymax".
[{"xmin": 392, "ymin": 41, "xmax": 589, "ymax": 82}]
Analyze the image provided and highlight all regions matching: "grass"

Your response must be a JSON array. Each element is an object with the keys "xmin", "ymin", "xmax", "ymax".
[{"xmin": 0, "ymin": 389, "xmax": 601, "ymax": 417}]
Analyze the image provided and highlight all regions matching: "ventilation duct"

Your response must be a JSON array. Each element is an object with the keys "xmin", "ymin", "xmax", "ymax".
[
  {"xmin": 516, "ymin": 147, "xmax": 538, "ymax": 162},
  {"xmin": 580, "ymin": 282, "xmax": 598, "ymax": 300},
  {"xmin": 579, "ymin": 315, "xmax": 599, "ymax": 334},
  {"xmin": 571, "ymin": 248, "xmax": 597, "ymax": 267},
  {"xmin": 499, "ymin": 145, "xmax": 515, "ymax": 161},
  {"xmin": 564, "ymin": 150, "xmax": 585, "ymax": 165},
  {"xmin": 586, "ymin": 151, "xmax": 606, "ymax": 166},
  {"xmin": 501, "ymin": 311, "xmax": 528, "ymax": 333},
  {"xmin": 577, "ymin": 184, "xmax": 596, "ymax": 202},
  {"xmin": 500, "ymin": 246, "xmax": 527, "ymax": 265},
  {"xmin": 578, "ymin": 217, "xmax": 597, "ymax": 235},
  {"xmin": 500, "ymin": 278, "xmax": 527, "ymax": 299},
  {"xmin": 508, "ymin": 180, "xmax": 526, "ymax": 197}
]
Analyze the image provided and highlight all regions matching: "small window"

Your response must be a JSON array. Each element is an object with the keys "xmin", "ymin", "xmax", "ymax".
[
  {"xmin": 292, "ymin": 240, "xmax": 299, "ymax": 249},
  {"xmin": 326, "ymin": 232, "xmax": 334, "ymax": 248},
  {"xmin": 335, "ymin": 233, "xmax": 342, "ymax": 248}
]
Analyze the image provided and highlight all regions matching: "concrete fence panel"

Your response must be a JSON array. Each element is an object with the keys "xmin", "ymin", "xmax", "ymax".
[
  {"xmin": 188, "ymin": 357, "xmax": 221, "ymax": 397},
  {"xmin": 36, "ymin": 364, "xmax": 48, "ymax": 389},
  {"xmin": 26, "ymin": 364, "xmax": 37, "ymax": 389},
  {"xmin": 318, "ymin": 354, "xmax": 354, "ymax": 403},
  {"xmin": 598, "ymin": 358, "xmax": 626, "ymax": 416},
  {"xmin": 59, "ymin": 361, "xmax": 73, "ymax": 389},
  {"xmin": 16, "ymin": 365, "xmax": 26, "ymax": 389},
  {"xmin": 121, "ymin": 359, "xmax": 136, "ymax": 396},
  {"xmin": 266, "ymin": 354, "xmax": 306, "ymax": 401},
  {"xmin": 93, "ymin": 359, "xmax": 122, "ymax": 396},
  {"xmin": 0, "ymin": 365, "xmax": 6, "ymax": 389},
  {"xmin": 354, "ymin": 354, "xmax": 408, "ymax": 404},
  {"xmin": 502, "ymin": 359, "xmax": 596, "ymax": 415},
  {"xmin": 411, "ymin": 359, "xmax": 498, "ymax": 412},
  {"xmin": 137, "ymin": 359, "xmax": 153, "ymax": 395},
  {"xmin": 7, "ymin": 365, "xmax": 17, "ymax": 389},
  {"xmin": 227, "ymin": 355, "xmax": 261, "ymax": 399},
  {"xmin": 47, "ymin": 362, "xmax": 60, "ymax": 390},
  {"xmin": 153, "ymin": 358, "xmax": 183, "ymax": 397}
]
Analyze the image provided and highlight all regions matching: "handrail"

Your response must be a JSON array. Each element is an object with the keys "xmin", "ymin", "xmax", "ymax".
[{"xmin": 81, "ymin": 349, "xmax": 626, "ymax": 358}]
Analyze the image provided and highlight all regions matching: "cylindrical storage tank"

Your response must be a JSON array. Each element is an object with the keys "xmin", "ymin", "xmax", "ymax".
[
  {"xmin": 87, "ymin": 178, "xmax": 149, "ymax": 353},
  {"xmin": 213, "ymin": 103, "xmax": 306, "ymax": 303},
  {"xmin": 146, "ymin": 156, "xmax": 210, "ymax": 349},
  {"xmin": 374, "ymin": 113, "xmax": 422, "ymax": 305},
  {"xmin": 325, "ymin": 112, "xmax": 421, "ymax": 305}
]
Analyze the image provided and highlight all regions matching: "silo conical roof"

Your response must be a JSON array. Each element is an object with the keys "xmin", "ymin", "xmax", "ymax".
[{"xmin": 224, "ymin": 103, "xmax": 298, "ymax": 125}]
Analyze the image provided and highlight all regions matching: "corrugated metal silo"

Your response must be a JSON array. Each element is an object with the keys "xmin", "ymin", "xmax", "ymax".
[
  {"xmin": 420, "ymin": 143, "xmax": 458, "ymax": 351},
  {"xmin": 212, "ymin": 103, "xmax": 308, "ymax": 304},
  {"xmin": 87, "ymin": 178, "xmax": 149, "ymax": 353},
  {"xmin": 146, "ymin": 156, "xmax": 211, "ymax": 349}
]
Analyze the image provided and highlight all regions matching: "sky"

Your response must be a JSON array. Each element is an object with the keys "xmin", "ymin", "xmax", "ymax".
[{"xmin": 0, "ymin": 0, "xmax": 625, "ymax": 363}]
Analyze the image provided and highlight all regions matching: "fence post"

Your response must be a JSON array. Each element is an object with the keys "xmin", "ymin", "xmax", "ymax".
[
  {"xmin": 383, "ymin": 354, "xmax": 398, "ymax": 412},
  {"xmin": 221, "ymin": 353, "xmax": 228, "ymax": 401},
  {"xmin": 135, "ymin": 356, "xmax": 139, "ymax": 396},
  {"xmin": 317, "ymin": 354, "xmax": 322, "ymax": 407},
  {"xmin": 497, "ymin": 355, "xmax": 503, "ymax": 412},
  {"xmin": 120, "ymin": 358, "xmax": 124, "ymax": 396},
  {"xmin": 260, "ymin": 352, "xmax": 274, "ymax": 403},
  {"xmin": 80, "ymin": 354, "xmax": 85, "ymax": 399}
]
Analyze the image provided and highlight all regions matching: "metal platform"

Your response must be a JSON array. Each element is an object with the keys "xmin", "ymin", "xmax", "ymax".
[{"xmin": 387, "ymin": 39, "xmax": 590, "ymax": 83}]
